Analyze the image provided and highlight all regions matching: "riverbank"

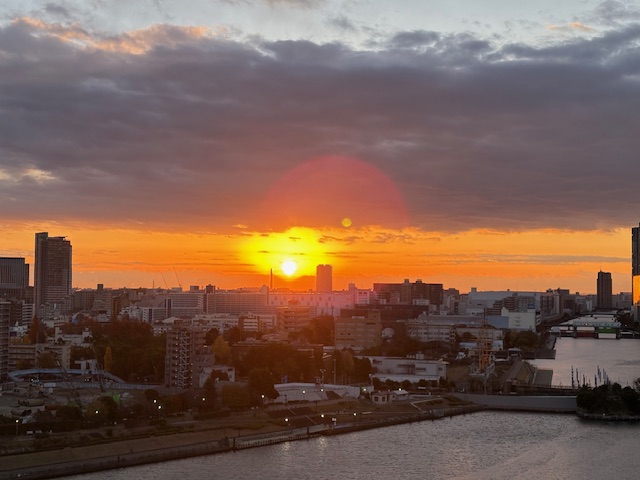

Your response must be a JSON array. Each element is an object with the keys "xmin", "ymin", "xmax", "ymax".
[{"xmin": 1, "ymin": 399, "xmax": 482, "ymax": 479}]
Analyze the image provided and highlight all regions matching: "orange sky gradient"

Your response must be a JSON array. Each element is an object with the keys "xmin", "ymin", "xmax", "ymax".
[{"xmin": 1, "ymin": 223, "xmax": 631, "ymax": 295}]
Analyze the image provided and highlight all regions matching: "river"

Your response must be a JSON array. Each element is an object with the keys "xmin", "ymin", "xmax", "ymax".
[
  {"xmin": 532, "ymin": 336, "xmax": 640, "ymax": 387},
  {"xmin": 63, "ymin": 337, "xmax": 640, "ymax": 480}
]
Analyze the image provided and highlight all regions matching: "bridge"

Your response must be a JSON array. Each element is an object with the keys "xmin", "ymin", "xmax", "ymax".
[
  {"xmin": 8, "ymin": 368, "xmax": 125, "ymax": 385},
  {"xmin": 556, "ymin": 319, "xmax": 622, "ymax": 339}
]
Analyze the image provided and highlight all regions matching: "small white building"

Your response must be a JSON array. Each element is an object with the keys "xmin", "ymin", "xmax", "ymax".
[
  {"xmin": 371, "ymin": 389, "xmax": 410, "ymax": 404},
  {"xmin": 364, "ymin": 355, "xmax": 447, "ymax": 383}
]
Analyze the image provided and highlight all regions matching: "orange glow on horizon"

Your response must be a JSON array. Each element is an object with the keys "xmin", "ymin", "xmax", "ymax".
[{"xmin": 0, "ymin": 223, "xmax": 631, "ymax": 294}]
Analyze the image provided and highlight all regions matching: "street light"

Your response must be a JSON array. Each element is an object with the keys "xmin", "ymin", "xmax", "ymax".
[{"xmin": 15, "ymin": 419, "xmax": 19, "ymax": 437}]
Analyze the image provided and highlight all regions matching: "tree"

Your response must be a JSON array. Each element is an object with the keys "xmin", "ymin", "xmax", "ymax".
[
  {"xmin": 37, "ymin": 352, "xmax": 57, "ymax": 369},
  {"xmin": 56, "ymin": 405, "xmax": 83, "ymax": 422},
  {"xmin": 247, "ymin": 368, "xmax": 278, "ymax": 404},
  {"xmin": 212, "ymin": 336, "xmax": 231, "ymax": 364},
  {"xmin": 103, "ymin": 346, "xmax": 113, "ymax": 372},
  {"xmin": 201, "ymin": 372, "xmax": 218, "ymax": 411},
  {"xmin": 221, "ymin": 384, "xmax": 251, "ymax": 411},
  {"xmin": 512, "ymin": 331, "xmax": 539, "ymax": 351},
  {"xmin": 98, "ymin": 396, "xmax": 119, "ymax": 423},
  {"xmin": 352, "ymin": 357, "xmax": 373, "ymax": 383},
  {"xmin": 27, "ymin": 317, "xmax": 47, "ymax": 344},
  {"xmin": 144, "ymin": 389, "xmax": 160, "ymax": 404},
  {"xmin": 205, "ymin": 328, "xmax": 219, "ymax": 346},
  {"xmin": 223, "ymin": 326, "xmax": 245, "ymax": 345}
]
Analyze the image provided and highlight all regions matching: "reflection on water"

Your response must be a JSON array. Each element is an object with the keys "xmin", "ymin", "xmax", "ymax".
[
  {"xmin": 65, "ymin": 338, "xmax": 640, "ymax": 480},
  {"xmin": 66, "ymin": 412, "xmax": 640, "ymax": 480}
]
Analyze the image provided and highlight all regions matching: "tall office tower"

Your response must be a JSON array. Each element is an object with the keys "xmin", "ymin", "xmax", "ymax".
[
  {"xmin": 316, "ymin": 264, "xmax": 333, "ymax": 293},
  {"xmin": 596, "ymin": 271, "xmax": 613, "ymax": 310},
  {"xmin": 0, "ymin": 257, "xmax": 29, "ymax": 300},
  {"xmin": 34, "ymin": 232, "xmax": 72, "ymax": 312}
]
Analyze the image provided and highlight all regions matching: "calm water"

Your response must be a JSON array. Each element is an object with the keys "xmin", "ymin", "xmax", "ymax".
[
  {"xmin": 65, "ymin": 338, "xmax": 640, "ymax": 480},
  {"xmin": 533, "ymin": 336, "xmax": 640, "ymax": 387}
]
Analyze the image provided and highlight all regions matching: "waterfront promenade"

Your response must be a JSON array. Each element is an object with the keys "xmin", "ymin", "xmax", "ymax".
[{"xmin": 0, "ymin": 401, "xmax": 482, "ymax": 480}]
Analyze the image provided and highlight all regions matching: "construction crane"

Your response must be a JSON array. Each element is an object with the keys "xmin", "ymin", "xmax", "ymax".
[
  {"xmin": 91, "ymin": 344, "xmax": 106, "ymax": 393},
  {"xmin": 47, "ymin": 349, "xmax": 83, "ymax": 409},
  {"xmin": 470, "ymin": 313, "xmax": 495, "ymax": 393},
  {"xmin": 173, "ymin": 267, "xmax": 182, "ymax": 289}
]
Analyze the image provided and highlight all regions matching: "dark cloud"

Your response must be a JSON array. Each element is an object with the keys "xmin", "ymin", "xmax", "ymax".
[
  {"xmin": 220, "ymin": 0, "xmax": 324, "ymax": 7},
  {"xmin": 328, "ymin": 14, "xmax": 356, "ymax": 32},
  {"xmin": 1, "ymin": 19, "xmax": 640, "ymax": 233},
  {"xmin": 591, "ymin": 0, "xmax": 640, "ymax": 26}
]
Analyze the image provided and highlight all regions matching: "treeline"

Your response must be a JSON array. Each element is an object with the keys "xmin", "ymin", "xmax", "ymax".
[{"xmin": 577, "ymin": 381, "xmax": 640, "ymax": 415}]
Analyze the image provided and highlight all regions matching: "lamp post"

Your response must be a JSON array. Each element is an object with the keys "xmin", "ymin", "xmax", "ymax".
[{"xmin": 15, "ymin": 419, "xmax": 19, "ymax": 437}]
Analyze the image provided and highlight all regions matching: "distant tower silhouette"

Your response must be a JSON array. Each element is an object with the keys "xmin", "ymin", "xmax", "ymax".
[
  {"xmin": 34, "ymin": 232, "xmax": 72, "ymax": 313},
  {"xmin": 596, "ymin": 271, "xmax": 612, "ymax": 310},
  {"xmin": 316, "ymin": 264, "xmax": 332, "ymax": 293}
]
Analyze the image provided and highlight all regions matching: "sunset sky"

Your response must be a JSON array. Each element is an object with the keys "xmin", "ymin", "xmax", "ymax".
[{"xmin": 1, "ymin": 1, "xmax": 639, "ymax": 294}]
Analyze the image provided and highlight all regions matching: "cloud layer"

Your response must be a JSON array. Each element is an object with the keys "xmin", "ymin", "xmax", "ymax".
[{"xmin": 1, "ymin": 11, "xmax": 640, "ymax": 235}]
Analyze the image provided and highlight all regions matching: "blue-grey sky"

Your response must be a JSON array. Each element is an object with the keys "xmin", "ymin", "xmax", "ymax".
[{"xmin": 1, "ymin": 0, "xmax": 639, "ymax": 292}]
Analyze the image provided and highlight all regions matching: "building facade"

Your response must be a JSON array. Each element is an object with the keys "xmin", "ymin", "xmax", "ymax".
[
  {"xmin": 316, "ymin": 264, "xmax": 333, "ymax": 293},
  {"xmin": 34, "ymin": 232, "xmax": 72, "ymax": 316},
  {"xmin": 164, "ymin": 321, "xmax": 212, "ymax": 390},
  {"xmin": 633, "ymin": 224, "xmax": 640, "ymax": 317},
  {"xmin": 0, "ymin": 257, "xmax": 29, "ymax": 301},
  {"xmin": 335, "ymin": 309, "xmax": 382, "ymax": 351},
  {"xmin": 596, "ymin": 271, "xmax": 613, "ymax": 310}
]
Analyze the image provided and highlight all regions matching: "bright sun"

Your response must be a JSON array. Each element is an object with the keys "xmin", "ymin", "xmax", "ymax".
[{"xmin": 281, "ymin": 260, "xmax": 297, "ymax": 276}]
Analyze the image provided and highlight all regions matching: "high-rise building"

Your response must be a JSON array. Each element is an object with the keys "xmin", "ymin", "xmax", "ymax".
[
  {"xmin": 632, "ymin": 224, "xmax": 640, "ymax": 317},
  {"xmin": 316, "ymin": 264, "xmax": 332, "ymax": 293},
  {"xmin": 34, "ymin": 232, "xmax": 72, "ymax": 313},
  {"xmin": 596, "ymin": 271, "xmax": 613, "ymax": 310},
  {"xmin": 0, "ymin": 257, "xmax": 29, "ymax": 301},
  {"xmin": 164, "ymin": 320, "xmax": 211, "ymax": 389}
]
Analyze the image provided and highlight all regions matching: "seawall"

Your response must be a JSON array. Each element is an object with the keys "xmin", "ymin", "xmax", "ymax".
[{"xmin": 455, "ymin": 393, "xmax": 577, "ymax": 413}]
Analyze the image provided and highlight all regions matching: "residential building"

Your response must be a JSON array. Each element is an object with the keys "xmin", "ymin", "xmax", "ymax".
[
  {"xmin": 164, "ymin": 320, "xmax": 213, "ymax": 390},
  {"xmin": 269, "ymin": 290, "xmax": 354, "ymax": 317},
  {"xmin": 34, "ymin": 232, "xmax": 72, "ymax": 316},
  {"xmin": 8, "ymin": 343, "xmax": 71, "ymax": 371},
  {"xmin": 0, "ymin": 257, "xmax": 29, "ymax": 301},
  {"xmin": 168, "ymin": 291, "xmax": 205, "ymax": 317},
  {"xmin": 335, "ymin": 309, "xmax": 381, "ymax": 351},
  {"xmin": 373, "ymin": 279, "xmax": 443, "ymax": 312},
  {"xmin": 276, "ymin": 302, "xmax": 312, "ymax": 336},
  {"xmin": 206, "ymin": 286, "xmax": 273, "ymax": 315}
]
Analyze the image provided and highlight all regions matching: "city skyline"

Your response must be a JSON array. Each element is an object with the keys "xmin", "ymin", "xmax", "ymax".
[{"xmin": 1, "ymin": 1, "xmax": 639, "ymax": 294}]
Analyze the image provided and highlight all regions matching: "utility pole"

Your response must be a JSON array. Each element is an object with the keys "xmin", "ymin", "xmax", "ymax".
[{"xmin": 333, "ymin": 358, "xmax": 337, "ymax": 385}]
